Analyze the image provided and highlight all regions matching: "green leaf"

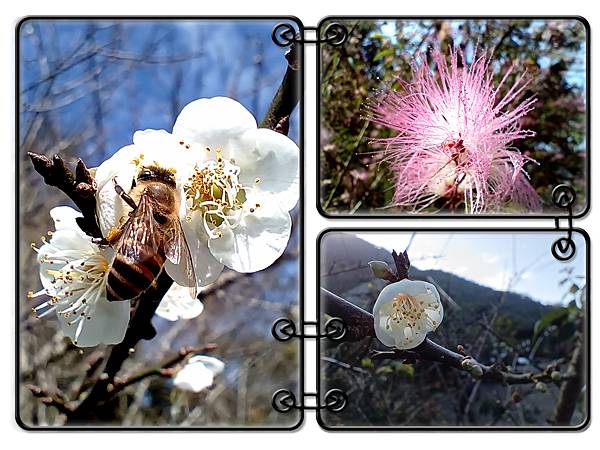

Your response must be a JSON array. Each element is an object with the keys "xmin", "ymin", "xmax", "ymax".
[
  {"xmin": 375, "ymin": 366, "xmax": 394, "ymax": 375},
  {"xmin": 373, "ymin": 47, "xmax": 395, "ymax": 61},
  {"xmin": 391, "ymin": 362, "xmax": 415, "ymax": 377},
  {"xmin": 360, "ymin": 358, "xmax": 374, "ymax": 369},
  {"xmin": 533, "ymin": 307, "xmax": 569, "ymax": 338}
]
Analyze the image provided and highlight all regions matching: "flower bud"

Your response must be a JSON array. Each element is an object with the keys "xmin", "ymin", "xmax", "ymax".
[
  {"xmin": 368, "ymin": 261, "xmax": 394, "ymax": 280},
  {"xmin": 461, "ymin": 358, "xmax": 483, "ymax": 379},
  {"xmin": 470, "ymin": 365, "xmax": 484, "ymax": 379},
  {"xmin": 535, "ymin": 382, "xmax": 547, "ymax": 393},
  {"xmin": 551, "ymin": 371, "xmax": 561, "ymax": 382}
]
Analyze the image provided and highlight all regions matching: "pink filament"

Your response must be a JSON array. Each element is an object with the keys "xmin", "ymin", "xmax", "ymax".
[{"xmin": 370, "ymin": 46, "xmax": 541, "ymax": 213}]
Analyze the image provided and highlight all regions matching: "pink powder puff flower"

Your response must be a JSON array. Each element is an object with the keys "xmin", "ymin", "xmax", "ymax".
[{"xmin": 370, "ymin": 46, "xmax": 542, "ymax": 214}]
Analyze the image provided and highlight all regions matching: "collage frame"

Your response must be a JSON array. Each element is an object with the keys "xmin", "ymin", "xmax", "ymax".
[
  {"xmin": 316, "ymin": 227, "xmax": 591, "ymax": 431},
  {"xmin": 14, "ymin": 14, "xmax": 591, "ymax": 432},
  {"xmin": 15, "ymin": 15, "xmax": 306, "ymax": 432},
  {"xmin": 316, "ymin": 15, "xmax": 591, "ymax": 220}
]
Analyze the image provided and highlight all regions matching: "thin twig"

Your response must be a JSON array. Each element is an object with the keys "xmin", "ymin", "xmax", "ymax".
[{"xmin": 108, "ymin": 344, "xmax": 217, "ymax": 398}]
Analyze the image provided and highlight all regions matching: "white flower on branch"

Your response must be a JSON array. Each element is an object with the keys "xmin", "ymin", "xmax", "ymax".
[
  {"xmin": 29, "ymin": 207, "xmax": 202, "ymax": 346},
  {"xmin": 173, "ymin": 355, "xmax": 225, "ymax": 393},
  {"xmin": 28, "ymin": 206, "xmax": 130, "ymax": 347},
  {"xmin": 156, "ymin": 283, "xmax": 204, "ymax": 321},
  {"xmin": 373, "ymin": 279, "xmax": 444, "ymax": 350},
  {"xmin": 94, "ymin": 96, "xmax": 299, "ymax": 287}
]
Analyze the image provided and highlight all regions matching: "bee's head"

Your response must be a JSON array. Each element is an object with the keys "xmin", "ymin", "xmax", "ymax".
[{"xmin": 136, "ymin": 165, "xmax": 176, "ymax": 188}]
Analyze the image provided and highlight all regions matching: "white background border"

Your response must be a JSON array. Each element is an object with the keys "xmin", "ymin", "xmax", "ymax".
[{"xmin": 3, "ymin": 0, "xmax": 599, "ymax": 447}]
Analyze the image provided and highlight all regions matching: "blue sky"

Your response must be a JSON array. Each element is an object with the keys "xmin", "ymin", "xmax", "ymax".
[
  {"xmin": 19, "ymin": 19, "xmax": 299, "ymax": 166},
  {"xmin": 358, "ymin": 231, "xmax": 586, "ymax": 306},
  {"xmin": 378, "ymin": 18, "xmax": 586, "ymax": 91}
]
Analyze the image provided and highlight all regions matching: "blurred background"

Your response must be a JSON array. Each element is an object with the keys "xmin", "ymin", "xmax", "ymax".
[
  {"xmin": 319, "ymin": 231, "xmax": 588, "ymax": 427},
  {"xmin": 319, "ymin": 18, "xmax": 588, "ymax": 215},
  {"xmin": 18, "ymin": 18, "xmax": 301, "ymax": 428}
]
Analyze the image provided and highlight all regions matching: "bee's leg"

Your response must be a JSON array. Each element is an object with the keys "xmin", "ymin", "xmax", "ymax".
[
  {"xmin": 91, "ymin": 237, "xmax": 110, "ymax": 246},
  {"xmin": 112, "ymin": 177, "xmax": 137, "ymax": 209}
]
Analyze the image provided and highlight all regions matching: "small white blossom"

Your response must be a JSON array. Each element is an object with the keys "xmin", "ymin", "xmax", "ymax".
[
  {"xmin": 373, "ymin": 279, "xmax": 443, "ymax": 350},
  {"xmin": 173, "ymin": 355, "xmax": 225, "ymax": 393},
  {"xmin": 156, "ymin": 283, "xmax": 204, "ymax": 321},
  {"xmin": 94, "ymin": 97, "xmax": 299, "ymax": 288},
  {"xmin": 28, "ymin": 207, "xmax": 130, "ymax": 347}
]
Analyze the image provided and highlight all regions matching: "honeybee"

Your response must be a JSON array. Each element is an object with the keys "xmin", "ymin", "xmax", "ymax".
[{"xmin": 105, "ymin": 165, "xmax": 196, "ymax": 302}]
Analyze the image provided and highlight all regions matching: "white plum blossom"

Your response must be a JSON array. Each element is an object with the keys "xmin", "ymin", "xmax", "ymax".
[
  {"xmin": 156, "ymin": 283, "xmax": 204, "ymax": 322},
  {"xmin": 29, "ymin": 207, "xmax": 206, "ymax": 347},
  {"xmin": 173, "ymin": 355, "xmax": 225, "ymax": 393},
  {"xmin": 373, "ymin": 279, "xmax": 444, "ymax": 350},
  {"xmin": 28, "ymin": 206, "xmax": 130, "ymax": 347},
  {"xmin": 94, "ymin": 96, "xmax": 299, "ymax": 288}
]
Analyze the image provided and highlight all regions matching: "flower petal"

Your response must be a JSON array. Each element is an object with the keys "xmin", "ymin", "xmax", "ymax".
[
  {"xmin": 208, "ymin": 200, "xmax": 292, "ymax": 273},
  {"xmin": 155, "ymin": 283, "xmax": 204, "ymax": 321},
  {"xmin": 95, "ymin": 145, "xmax": 139, "ymax": 236},
  {"xmin": 132, "ymin": 129, "xmax": 197, "ymax": 182},
  {"xmin": 173, "ymin": 97, "xmax": 257, "ymax": 159},
  {"xmin": 173, "ymin": 364, "xmax": 215, "ymax": 393},
  {"xmin": 165, "ymin": 213, "xmax": 224, "ymax": 287},
  {"xmin": 394, "ymin": 325, "xmax": 427, "ymax": 350},
  {"xmin": 173, "ymin": 355, "xmax": 224, "ymax": 393},
  {"xmin": 238, "ymin": 128, "xmax": 300, "ymax": 211},
  {"xmin": 50, "ymin": 206, "xmax": 86, "ymax": 235},
  {"xmin": 188, "ymin": 355, "xmax": 225, "ymax": 375},
  {"xmin": 56, "ymin": 297, "xmax": 130, "ymax": 347}
]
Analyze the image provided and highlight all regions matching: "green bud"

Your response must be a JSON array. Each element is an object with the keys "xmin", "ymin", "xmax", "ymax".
[
  {"xmin": 470, "ymin": 365, "xmax": 484, "ymax": 379},
  {"xmin": 369, "ymin": 261, "xmax": 393, "ymax": 280},
  {"xmin": 535, "ymin": 382, "xmax": 547, "ymax": 393},
  {"xmin": 461, "ymin": 358, "xmax": 483, "ymax": 379},
  {"xmin": 551, "ymin": 371, "xmax": 561, "ymax": 382}
]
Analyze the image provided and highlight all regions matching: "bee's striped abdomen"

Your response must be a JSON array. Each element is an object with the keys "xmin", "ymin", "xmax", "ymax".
[{"xmin": 107, "ymin": 250, "xmax": 165, "ymax": 302}]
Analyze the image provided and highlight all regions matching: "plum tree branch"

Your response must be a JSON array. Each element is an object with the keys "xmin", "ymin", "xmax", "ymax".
[
  {"xmin": 28, "ymin": 152, "xmax": 102, "ymax": 238},
  {"xmin": 259, "ymin": 42, "xmax": 300, "ymax": 133},
  {"xmin": 320, "ymin": 248, "xmax": 571, "ymax": 387}
]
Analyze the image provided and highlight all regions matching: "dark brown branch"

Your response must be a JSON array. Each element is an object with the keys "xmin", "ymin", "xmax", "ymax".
[
  {"xmin": 66, "ymin": 270, "xmax": 173, "ymax": 422},
  {"xmin": 321, "ymin": 288, "xmax": 375, "ymax": 341},
  {"xmin": 551, "ymin": 332, "xmax": 585, "ymax": 425},
  {"xmin": 258, "ymin": 42, "xmax": 300, "ymax": 132},
  {"xmin": 320, "ymin": 287, "xmax": 567, "ymax": 386},
  {"xmin": 27, "ymin": 152, "xmax": 102, "ymax": 238}
]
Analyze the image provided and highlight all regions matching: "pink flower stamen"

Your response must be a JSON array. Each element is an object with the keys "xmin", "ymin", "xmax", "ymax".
[{"xmin": 370, "ymin": 45, "xmax": 542, "ymax": 214}]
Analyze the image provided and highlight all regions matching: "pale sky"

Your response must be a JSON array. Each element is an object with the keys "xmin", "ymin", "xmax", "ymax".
[{"xmin": 357, "ymin": 231, "xmax": 587, "ymax": 305}]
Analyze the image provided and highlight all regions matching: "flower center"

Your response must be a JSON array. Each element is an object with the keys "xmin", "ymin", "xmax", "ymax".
[
  {"xmin": 184, "ymin": 149, "xmax": 260, "ymax": 239},
  {"xmin": 428, "ymin": 141, "xmax": 473, "ymax": 200},
  {"xmin": 386, "ymin": 293, "xmax": 425, "ymax": 330}
]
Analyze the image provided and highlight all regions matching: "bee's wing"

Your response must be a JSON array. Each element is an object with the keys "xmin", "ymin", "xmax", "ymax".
[
  {"xmin": 115, "ymin": 194, "xmax": 161, "ymax": 265},
  {"xmin": 163, "ymin": 216, "xmax": 198, "ymax": 299}
]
